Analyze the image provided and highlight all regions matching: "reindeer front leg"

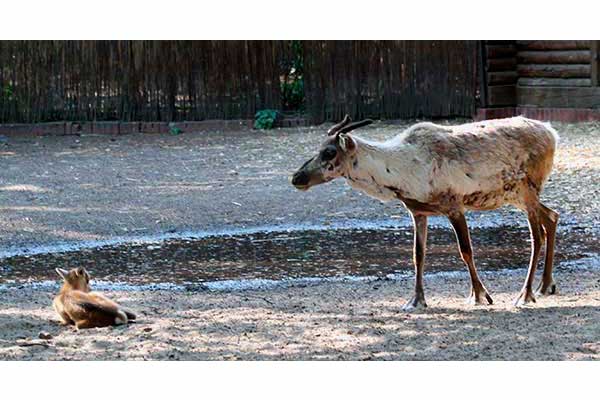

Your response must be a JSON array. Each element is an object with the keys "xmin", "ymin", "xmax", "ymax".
[
  {"xmin": 448, "ymin": 212, "xmax": 493, "ymax": 305},
  {"xmin": 403, "ymin": 213, "xmax": 428, "ymax": 310}
]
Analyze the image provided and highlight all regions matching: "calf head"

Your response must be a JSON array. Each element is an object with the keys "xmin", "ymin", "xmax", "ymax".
[
  {"xmin": 56, "ymin": 267, "xmax": 91, "ymax": 292},
  {"xmin": 291, "ymin": 115, "xmax": 372, "ymax": 190}
]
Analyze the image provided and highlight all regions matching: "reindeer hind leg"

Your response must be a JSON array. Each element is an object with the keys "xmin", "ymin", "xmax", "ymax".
[
  {"xmin": 515, "ymin": 203, "xmax": 544, "ymax": 306},
  {"xmin": 536, "ymin": 203, "xmax": 559, "ymax": 295}
]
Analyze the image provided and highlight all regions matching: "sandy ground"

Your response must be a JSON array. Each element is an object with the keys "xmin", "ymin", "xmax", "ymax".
[
  {"xmin": 1, "ymin": 119, "xmax": 599, "ymax": 361},
  {"xmin": 1, "ymin": 120, "xmax": 599, "ymax": 251},
  {"xmin": 1, "ymin": 268, "xmax": 599, "ymax": 361}
]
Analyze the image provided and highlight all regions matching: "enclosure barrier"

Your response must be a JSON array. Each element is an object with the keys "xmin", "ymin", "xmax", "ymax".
[
  {"xmin": 2, "ymin": 40, "xmax": 599, "ymax": 127},
  {"xmin": 477, "ymin": 40, "xmax": 600, "ymax": 121},
  {"xmin": 0, "ymin": 41, "xmax": 479, "ymax": 125}
]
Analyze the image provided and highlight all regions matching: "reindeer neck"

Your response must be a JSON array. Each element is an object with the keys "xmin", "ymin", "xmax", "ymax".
[
  {"xmin": 344, "ymin": 136, "xmax": 408, "ymax": 179},
  {"xmin": 343, "ymin": 136, "xmax": 429, "ymax": 202}
]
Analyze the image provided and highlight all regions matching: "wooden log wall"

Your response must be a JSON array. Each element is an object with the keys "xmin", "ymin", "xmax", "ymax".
[
  {"xmin": 516, "ymin": 41, "xmax": 592, "ymax": 87},
  {"xmin": 4, "ymin": 41, "xmax": 598, "ymax": 125},
  {"xmin": 482, "ymin": 41, "xmax": 518, "ymax": 107},
  {"xmin": 516, "ymin": 41, "xmax": 600, "ymax": 109},
  {"xmin": 481, "ymin": 40, "xmax": 600, "ymax": 111}
]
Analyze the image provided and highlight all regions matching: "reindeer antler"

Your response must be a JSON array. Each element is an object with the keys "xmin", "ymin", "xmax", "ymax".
[
  {"xmin": 338, "ymin": 119, "xmax": 373, "ymax": 134},
  {"xmin": 327, "ymin": 114, "xmax": 352, "ymax": 136}
]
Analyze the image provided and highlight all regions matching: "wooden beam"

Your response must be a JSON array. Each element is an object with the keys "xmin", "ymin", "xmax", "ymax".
[
  {"xmin": 486, "ymin": 57, "xmax": 517, "ymax": 72},
  {"xmin": 487, "ymin": 85, "xmax": 516, "ymax": 106},
  {"xmin": 591, "ymin": 41, "xmax": 599, "ymax": 86},
  {"xmin": 475, "ymin": 107, "xmax": 516, "ymax": 121},
  {"xmin": 488, "ymin": 71, "xmax": 518, "ymax": 85},
  {"xmin": 518, "ymin": 78, "xmax": 591, "ymax": 87},
  {"xmin": 517, "ymin": 64, "xmax": 590, "ymax": 79},
  {"xmin": 517, "ymin": 86, "xmax": 600, "ymax": 108},
  {"xmin": 477, "ymin": 40, "xmax": 488, "ymax": 108},
  {"xmin": 517, "ymin": 50, "xmax": 591, "ymax": 64},
  {"xmin": 516, "ymin": 107, "xmax": 600, "ymax": 122},
  {"xmin": 485, "ymin": 44, "xmax": 517, "ymax": 58},
  {"xmin": 517, "ymin": 41, "xmax": 591, "ymax": 51}
]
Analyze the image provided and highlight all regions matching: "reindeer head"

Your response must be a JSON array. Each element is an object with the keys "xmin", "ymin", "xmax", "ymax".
[
  {"xmin": 55, "ymin": 267, "xmax": 91, "ymax": 292},
  {"xmin": 291, "ymin": 115, "xmax": 372, "ymax": 190}
]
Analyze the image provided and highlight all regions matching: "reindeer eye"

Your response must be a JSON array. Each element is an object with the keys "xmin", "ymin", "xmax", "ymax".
[{"xmin": 322, "ymin": 147, "xmax": 337, "ymax": 161}]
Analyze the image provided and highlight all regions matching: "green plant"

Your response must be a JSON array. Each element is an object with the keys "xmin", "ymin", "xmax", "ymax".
[
  {"xmin": 1, "ymin": 83, "xmax": 14, "ymax": 100},
  {"xmin": 168, "ymin": 122, "xmax": 182, "ymax": 135},
  {"xmin": 254, "ymin": 109, "xmax": 279, "ymax": 130},
  {"xmin": 280, "ymin": 40, "xmax": 304, "ymax": 111}
]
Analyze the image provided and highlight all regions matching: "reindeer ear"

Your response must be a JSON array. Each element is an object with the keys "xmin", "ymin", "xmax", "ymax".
[
  {"xmin": 328, "ymin": 114, "xmax": 352, "ymax": 136},
  {"xmin": 337, "ymin": 133, "xmax": 356, "ymax": 153},
  {"xmin": 55, "ymin": 268, "xmax": 69, "ymax": 280}
]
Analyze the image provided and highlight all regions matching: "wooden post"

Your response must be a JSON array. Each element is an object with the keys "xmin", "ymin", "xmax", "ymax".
[
  {"xmin": 477, "ymin": 40, "xmax": 488, "ymax": 108},
  {"xmin": 591, "ymin": 41, "xmax": 599, "ymax": 87}
]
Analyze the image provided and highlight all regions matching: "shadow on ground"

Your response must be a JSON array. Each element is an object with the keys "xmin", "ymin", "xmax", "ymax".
[{"xmin": 2, "ymin": 268, "xmax": 599, "ymax": 360}]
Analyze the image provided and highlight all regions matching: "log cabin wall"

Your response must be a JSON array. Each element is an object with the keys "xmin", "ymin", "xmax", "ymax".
[
  {"xmin": 482, "ymin": 41, "xmax": 517, "ymax": 107},
  {"xmin": 478, "ymin": 40, "xmax": 600, "ymax": 121},
  {"xmin": 517, "ymin": 40, "xmax": 600, "ymax": 108}
]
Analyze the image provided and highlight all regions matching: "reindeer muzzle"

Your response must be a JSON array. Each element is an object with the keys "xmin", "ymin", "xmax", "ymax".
[{"xmin": 291, "ymin": 170, "xmax": 311, "ymax": 190}]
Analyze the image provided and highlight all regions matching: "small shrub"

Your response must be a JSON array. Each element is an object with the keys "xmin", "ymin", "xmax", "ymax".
[
  {"xmin": 1, "ymin": 83, "xmax": 14, "ymax": 101},
  {"xmin": 254, "ymin": 109, "xmax": 279, "ymax": 130},
  {"xmin": 168, "ymin": 122, "xmax": 182, "ymax": 135}
]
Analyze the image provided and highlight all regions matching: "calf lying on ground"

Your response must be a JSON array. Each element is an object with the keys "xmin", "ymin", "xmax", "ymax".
[
  {"xmin": 292, "ymin": 115, "xmax": 559, "ymax": 309},
  {"xmin": 53, "ymin": 267, "xmax": 136, "ymax": 329}
]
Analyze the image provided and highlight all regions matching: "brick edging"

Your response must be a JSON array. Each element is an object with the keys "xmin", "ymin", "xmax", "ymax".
[
  {"xmin": 0, "ymin": 118, "xmax": 310, "ymax": 136},
  {"xmin": 476, "ymin": 107, "xmax": 600, "ymax": 122}
]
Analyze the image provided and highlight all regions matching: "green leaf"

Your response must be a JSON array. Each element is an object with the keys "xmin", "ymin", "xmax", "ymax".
[{"xmin": 254, "ymin": 109, "xmax": 279, "ymax": 130}]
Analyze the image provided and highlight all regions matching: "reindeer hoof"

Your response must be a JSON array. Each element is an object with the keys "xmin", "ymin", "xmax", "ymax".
[
  {"xmin": 514, "ymin": 290, "xmax": 536, "ymax": 307},
  {"xmin": 402, "ymin": 295, "xmax": 427, "ymax": 311},
  {"xmin": 536, "ymin": 281, "xmax": 558, "ymax": 296},
  {"xmin": 466, "ymin": 289, "xmax": 493, "ymax": 305}
]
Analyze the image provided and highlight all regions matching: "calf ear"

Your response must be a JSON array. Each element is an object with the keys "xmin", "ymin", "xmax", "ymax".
[
  {"xmin": 55, "ymin": 268, "xmax": 69, "ymax": 280},
  {"xmin": 337, "ymin": 133, "xmax": 356, "ymax": 153}
]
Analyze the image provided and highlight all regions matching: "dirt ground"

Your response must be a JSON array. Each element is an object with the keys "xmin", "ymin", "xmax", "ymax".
[
  {"xmin": 1, "ymin": 119, "xmax": 599, "ymax": 361},
  {"xmin": 1, "ymin": 120, "xmax": 599, "ymax": 252},
  {"xmin": 1, "ymin": 267, "xmax": 599, "ymax": 361}
]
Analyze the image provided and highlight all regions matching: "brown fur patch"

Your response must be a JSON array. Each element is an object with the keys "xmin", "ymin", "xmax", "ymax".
[
  {"xmin": 385, "ymin": 185, "xmax": 447, "ymax": 215},
  {"xmin": 462, "ymin": 190, "xmax": 504, "ymax": 210},
  {"xmin": 54, "ymin": 267, "xmax": 133, "ymax": 329}
]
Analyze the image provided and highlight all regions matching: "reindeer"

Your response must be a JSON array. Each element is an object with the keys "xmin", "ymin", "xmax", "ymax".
[
  {"xmin": 53, "ymin": 267, "xmax": 136, "ymax": 329},
  {"xmin": 291, "ymin": 115, "xmax": 559, "ymax": 309}
]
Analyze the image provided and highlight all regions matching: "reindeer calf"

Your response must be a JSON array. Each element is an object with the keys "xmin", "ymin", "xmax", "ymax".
[
  {"xmin": 53, "ymin": 267, "xmax": 136, "ymax": 329},
  {"xmin": 292, "ymin": 116, "xmax": 559, "ymax": 309}
]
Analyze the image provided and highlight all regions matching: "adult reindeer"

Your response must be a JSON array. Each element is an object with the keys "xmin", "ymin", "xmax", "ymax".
[{"xmin": 292, "ymin": 115, "xmax": 559, "ymax": 310}]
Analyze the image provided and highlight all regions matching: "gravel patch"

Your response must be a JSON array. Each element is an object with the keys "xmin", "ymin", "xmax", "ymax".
[{"xmin": 1, "ymin": 120, "xmax": 599, "ymax": 251}]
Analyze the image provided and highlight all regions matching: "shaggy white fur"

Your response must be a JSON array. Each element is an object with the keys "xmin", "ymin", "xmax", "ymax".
[{"xmin": 342, "ymin": 116, "xmax": 558, "ymax": 211}]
